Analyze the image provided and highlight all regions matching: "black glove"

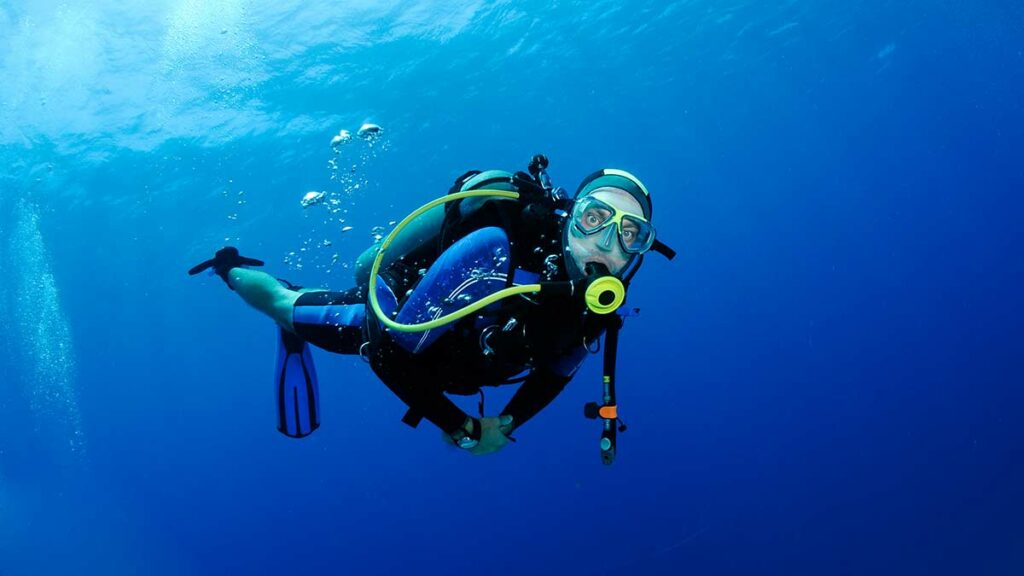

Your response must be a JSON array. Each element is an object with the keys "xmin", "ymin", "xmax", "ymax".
[{"xmin": 188, "ymin": 247, "xmax": 264, "ymax": 290}]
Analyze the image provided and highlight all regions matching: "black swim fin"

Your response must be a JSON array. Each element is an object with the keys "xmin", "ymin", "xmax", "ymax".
[
  {"xmin": 188, "ymin": 247, "xmax": 264, "ymax": 289},
  {"xmin": 275, "ymin": 328, "xmax": 320, "ymax": 438}
]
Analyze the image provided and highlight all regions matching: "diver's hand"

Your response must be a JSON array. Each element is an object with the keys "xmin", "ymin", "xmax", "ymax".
[
  {"xmin": 441, "ymin": 415, "xmax": 514, "ymax": 456},
  {"xmin": 467, "ymin": 416, "xmax": 514, "ymax": 456},
  {"xmin": 188, "ymin": 247, "xmax": 264, "ymax": 289}
]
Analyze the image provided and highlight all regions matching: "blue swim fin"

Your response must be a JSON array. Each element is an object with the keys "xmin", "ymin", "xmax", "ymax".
[{"xmin": 275, "ymin": 328, "xmax": 320, "ymax": 438}]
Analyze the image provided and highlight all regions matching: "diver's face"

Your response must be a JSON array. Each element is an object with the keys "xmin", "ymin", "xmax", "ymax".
[{"xmin": 566, "ymin": 187, "xmax": 645, "ymax": 276}]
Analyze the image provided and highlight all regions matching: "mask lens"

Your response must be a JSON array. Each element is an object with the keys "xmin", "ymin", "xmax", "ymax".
[
  {"xmin": 573, "ymin": 197, "xmax": 614, "ymax": 234},
  {"xmin": 620, "ymin": 215, "xmax": 655, "ymax": 254}
]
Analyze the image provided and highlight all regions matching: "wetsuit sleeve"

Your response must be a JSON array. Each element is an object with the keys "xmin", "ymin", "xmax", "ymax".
[
  {"xmin": 499, "ymin": 366, "xmax": 573, "ymax": 432},
  {"xmin": 378, "ymin": 375, "xmax": 470, "ymax": 435}
]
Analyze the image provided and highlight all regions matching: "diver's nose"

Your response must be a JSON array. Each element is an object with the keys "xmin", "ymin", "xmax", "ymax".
[{"xmin": 596, "ymin": 226, "xmax": 616, "ymax": 251}]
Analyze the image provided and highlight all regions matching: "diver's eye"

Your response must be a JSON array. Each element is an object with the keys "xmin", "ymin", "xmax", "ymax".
[
  {"xmin": 621, "ymin": 228, "xmax": 637, "ymax": 243},
  {"xmin": 581, "ymin": 207, "xmax": 610, "ymax": 230}
]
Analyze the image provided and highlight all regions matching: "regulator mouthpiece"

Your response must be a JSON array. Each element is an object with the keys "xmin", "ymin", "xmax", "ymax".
[{"xmin": 583, "ymin": 263, "xmax": 625, "ymax": 314}]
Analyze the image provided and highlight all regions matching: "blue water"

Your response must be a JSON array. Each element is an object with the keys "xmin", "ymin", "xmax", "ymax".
[{"xmin": 2, "ymin": 1, "xmax": 1022, "ymax": 574}]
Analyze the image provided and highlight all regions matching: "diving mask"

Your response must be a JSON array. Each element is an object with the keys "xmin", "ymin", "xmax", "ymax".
[{"xmin": 571, "ymin": 195, "xmax": 656, "ymax": 255}]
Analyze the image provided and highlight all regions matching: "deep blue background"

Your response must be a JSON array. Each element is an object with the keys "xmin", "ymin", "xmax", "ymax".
[{"xmin": 1, "ymin": 1, "xmax": 1022, "ymax": 575}]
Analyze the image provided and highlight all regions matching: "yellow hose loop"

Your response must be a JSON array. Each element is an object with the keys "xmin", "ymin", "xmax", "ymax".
[{"xmin": 369, "ymin": 189, "xmax": 546, "ymax": 333}]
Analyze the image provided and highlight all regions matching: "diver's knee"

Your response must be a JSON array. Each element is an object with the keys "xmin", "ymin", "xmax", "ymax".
[
  {"xmin": 273, "ymin": 286, "xmax": 304, "ymax": 332},
  {"xmin": 353, "ymin": 243, "xmax": 381, "ymax": 287}
]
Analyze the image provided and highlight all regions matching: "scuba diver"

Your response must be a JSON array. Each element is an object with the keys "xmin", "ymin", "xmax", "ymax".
[{"xmin": 189, "ymin": 156, "xmax": 675, "ymax": 462}]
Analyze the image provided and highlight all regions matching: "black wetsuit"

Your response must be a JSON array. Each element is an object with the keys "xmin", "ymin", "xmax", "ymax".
[{"xmin": 291, "ymin": 223, "xmax": 613, "ymax": 437}]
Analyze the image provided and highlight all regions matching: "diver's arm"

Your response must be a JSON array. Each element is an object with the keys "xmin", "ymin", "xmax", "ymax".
[
  {"xmin": 403, "ymin": 389, "xmax": 474, "ymax": 437},
  {"xmin": 498, "ymin": 367, "xmax": 573, "ymax": 432},
  {"xmin": 499, "ymin": 341, "xmax": 590, "ymax": 431},
  {"xmin": 376, "ymin": 371, "xmax": 474, "ymax": 436}
]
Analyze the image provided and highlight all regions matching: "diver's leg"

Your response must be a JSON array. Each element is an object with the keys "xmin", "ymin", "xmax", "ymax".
[
  {"xmin": 291, "ymin": 287, "xmax": 368, "ymax": 354},
  {"xmin": 228, "ymin": 265, "xmax": 366, "ymax": 353},
  {"xmin": 228, "ymin": 268, "xmax": 305, "ymax": 332}
]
